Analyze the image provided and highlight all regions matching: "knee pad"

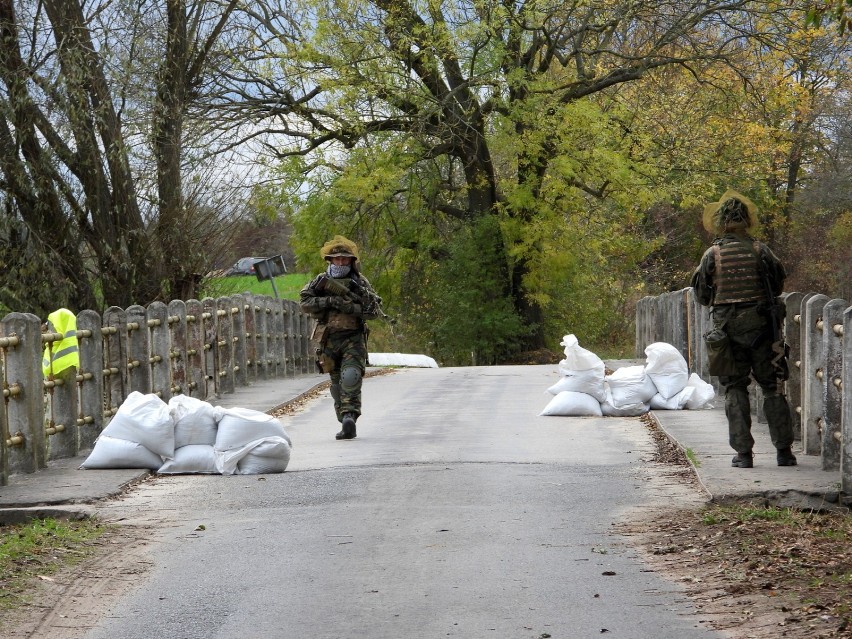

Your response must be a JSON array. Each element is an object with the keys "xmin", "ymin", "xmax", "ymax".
[{"xmin": 340, "ymin": 366, "xmax": 362, "ymax": 392}]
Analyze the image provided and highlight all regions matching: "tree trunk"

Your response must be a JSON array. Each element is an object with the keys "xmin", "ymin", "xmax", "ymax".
[
  {"xmin": 153, "ymin": 0, "xmax": 190, "ymax": 299},
  {"xmin": 0, "ymin": 0, "xmax": 96, "ymax": 310},
  {"xmin": 42, "ymin": 0, "xmax": 151, "ymax": 307}
]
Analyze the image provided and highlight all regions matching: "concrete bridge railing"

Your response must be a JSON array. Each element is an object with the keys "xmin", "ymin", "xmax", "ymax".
[
  {"xmin": 636, "ymin": 289, "xmax": 852, "ymax": 493},
  {"xmin": 0, "ymin": 294, "xmax": 313, "ymax": 485}
]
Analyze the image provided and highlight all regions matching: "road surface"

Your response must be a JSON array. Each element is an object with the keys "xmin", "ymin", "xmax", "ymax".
[{"xmin": 44, "ymin": 366, "xmax": 719, "ymax": 639}]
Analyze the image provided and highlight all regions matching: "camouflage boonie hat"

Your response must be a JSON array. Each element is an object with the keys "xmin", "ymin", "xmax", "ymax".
[
  {"xmin": 703, "ymin": 189, "xmax": 759, "ymax": 234},
  {"xmin": 320, "ymin": 235, "xmax": 359, "ymax": 261}
]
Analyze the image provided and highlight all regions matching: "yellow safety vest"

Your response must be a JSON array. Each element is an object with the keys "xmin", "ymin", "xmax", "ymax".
[{"xmin": 42, "ymin": 308, "xmax": 79, "ymax": 377}]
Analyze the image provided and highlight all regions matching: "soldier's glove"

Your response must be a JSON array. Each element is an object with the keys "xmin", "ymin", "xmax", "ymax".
[
  {"xmin": 324, "ymin": 296, "xmax": 346, "ymax": 310},
  {"xmin": 338, "ymin": 301, "xmax": 362, "ymax": 315}
]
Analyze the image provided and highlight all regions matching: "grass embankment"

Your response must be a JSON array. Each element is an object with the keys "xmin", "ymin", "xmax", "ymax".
[
  {"xmin": 0, "ymin": 518, "xmax": 110, "ymax": 612},
  {"xmin": 201, "ymin": 273, "xmax": 312, "ymax": 301}
]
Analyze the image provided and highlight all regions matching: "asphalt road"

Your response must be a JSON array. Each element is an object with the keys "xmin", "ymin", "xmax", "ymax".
[{"xmin": 84, "ymin": 365, "xmax": 722, "ymax": 639}]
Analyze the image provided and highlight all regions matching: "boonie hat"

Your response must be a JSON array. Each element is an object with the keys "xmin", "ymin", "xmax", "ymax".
[{"xmin": 703, "ymin": 189, "xmax": 759, "ymax": 234}]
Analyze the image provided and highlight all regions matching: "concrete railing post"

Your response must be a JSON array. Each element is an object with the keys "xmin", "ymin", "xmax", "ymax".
[
  {"xmin": 216, "ymin": 297, "xmax": 235, "ymax": 395},
  {"xmin": 304, "ymin": 310, "xmax": 313, "ymax": 374},
  {"xmin": 2, "ymin": 313, "xmax": 45, "ymax": 474},
  {"xmin": 46, "ymin": 365, "xmax": 78, "ymax": 461},
  {"xmin": 201, "ymin": 297, "xmax": 218, "ymax": 396},
  {"xmin": 284, "ymin": 300, "xmax": 298, "ymax": 377},
  {"xmin": 77, "ymin": 310, "xmax": 104, "ymax": 451},
  {"xmin": 148, "ymin": 301, "xmax": 171, "ymax": 401},
  {"xmin": 274, "ymin": 299, "xmax": 286, "ymax": 377},
  {"xmin": 821, "ymin": 299, "xmax": 847, "ymax": 470},
  {"xmin": 256, "ymin": 298, "xmax": 269, "ymax": 380},
  {"xmin": 103, "ymin": 307, "xmax": 128, "ymax": 416},
  {"xmin": 186, "ymin": 300, "xmax": 207, "ymax": 399},
  {"xmin": 842, "ymin": 306, "xmax": 852, "ymax": 493},
  {"xmin": 231, "ymin": 295, "xmax": 248, "ymax": 388},
  {"xmin": 168, "ymin": 300, "xmax": 189, "ymax": 397},
  {"xmin": 802, "ymin": 295, "xmax": 830, "ymax": 456},
  {"xmin": 782, "ymin": 292, "xmax": 805, "ymax": 441},
  {"xmin": 243, "ymin": 296, "xmax": 258, "ymax": 383},
  {"xmin": 126, "ymin": 305, "xmax": 151, "ymax": 395}
]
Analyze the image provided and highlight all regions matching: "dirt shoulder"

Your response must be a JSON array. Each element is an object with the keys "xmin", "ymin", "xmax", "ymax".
[
  {"xmin": 0, "ymin": 520, "xmax": 156, "ymax": 639},
  {"xmin": 624, "ymin": 415, "xmax": 852, "ymax": 639}
]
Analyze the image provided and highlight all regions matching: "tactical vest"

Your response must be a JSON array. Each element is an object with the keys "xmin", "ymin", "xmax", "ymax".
[
  {"xmin": 325, "ymin": 277, "xmax": 362, "ymax": 332},
  {"xmin": 711, "ymin": 238, "xmax": 765, "ymax": 305},
  {"xmin": 42, "ymin": 308, "xmax": 80, "ymax": 376}
]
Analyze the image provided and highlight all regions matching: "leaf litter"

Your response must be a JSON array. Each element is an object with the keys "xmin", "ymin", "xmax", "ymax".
[{"xmin": 621, "ymin": 415, "xmax": 852, "ymax": 638}]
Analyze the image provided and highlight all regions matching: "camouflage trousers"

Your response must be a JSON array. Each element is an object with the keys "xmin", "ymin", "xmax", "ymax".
[
  {"xmin": 713, "ymin": 304, "xmax": 794, "ymax": 455},
  {"xmin": 320, "ymin": 329, "xmax": 367, "ymax": 422}
]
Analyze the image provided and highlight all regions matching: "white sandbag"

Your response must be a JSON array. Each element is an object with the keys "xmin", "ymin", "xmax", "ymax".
[
  {"xmin": 644, "ymin": 343, "xmax": 689, "ymax": 399},
  {"xmin": 157, "ymin": 445, "xmax": 218, "ymax": 474},
  {"xmin": 605, "ymin": 365, "xmax": 658, "ymax": 407},
  {"xmin": 539, "ymin": 391, "xmax": 603, "ymax": 417},
  {"xmin": 80, "ymin": 435, "xmax": 163, "ymax": 470},
  {"xmin": 101, "ymin": 391, "xmax": 175, "ymax": 459},
  {"xmin": 650, "ymin": 386, "xmax": 695, "ymax": 410},
  {"xmin": 368, "ymin": 353, "xmax": 439, "ymax": 368},
  {"xmin": 600, "ymin": 389, "xmax": 649, "ymax": 416},
  {"xmin": 238, "ymin": 438, "xmax": 292, "ymax": 475},
  {"xmin": 559, "ymin": 334, "xmax": 605, "ymax": 371},
  {"xmin": 170, "ymin": 395, "xmax": 221, "ymax": 448},
  {"xmin": 685, "ymin": 373, "xmax": 716, "ymax": 410},
  {"xmin": 215, "ymin": 407, "xmax": 291, "ymax": 450},
  {"xmin": 215, "ymin": 436, "xmax": 292, "ymax": 475},
  {"xmin": 547, "ymin": 369, "xmax": 606, "ymax": 403}
]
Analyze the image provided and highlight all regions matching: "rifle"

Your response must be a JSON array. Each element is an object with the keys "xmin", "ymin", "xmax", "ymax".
[
  {"xmin": 316, "ymin": 274, "xmax": 394, "ymax": 325},
  {"xmin": 755, "ymin": 248, "xmax": 790, "ymax": 381}
]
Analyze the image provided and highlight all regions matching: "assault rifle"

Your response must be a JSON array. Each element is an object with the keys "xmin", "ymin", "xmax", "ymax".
[
  {"xmin": 315, "ymin": 274, "xmax": 393, "ymax": 324},
  {"xmin": 756, "ymin": 253, "xmax": 790, "ymax": 381}
]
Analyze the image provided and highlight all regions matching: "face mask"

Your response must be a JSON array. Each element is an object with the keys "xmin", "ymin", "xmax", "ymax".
[{"xmin": 327, "ymin": 263, "xmax": 351, "ymax": 278}]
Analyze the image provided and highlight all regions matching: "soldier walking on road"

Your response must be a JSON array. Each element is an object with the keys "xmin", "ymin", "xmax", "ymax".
[
  {"xmin": 691, "ymin": 190, "xmax": 797, "ymax": 469},
  {"xmin": 300, "ymin": 236, "xmax": 383, "ymax": 440}
]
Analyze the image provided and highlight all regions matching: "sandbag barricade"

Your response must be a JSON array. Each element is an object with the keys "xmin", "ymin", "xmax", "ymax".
[
  {"xmin": 80, "ymin": 392, "xmax": 291, "ymax": 474},
  {"xmin": 540, "ymin": 336, "xmax": 715, "ymax": 417}
]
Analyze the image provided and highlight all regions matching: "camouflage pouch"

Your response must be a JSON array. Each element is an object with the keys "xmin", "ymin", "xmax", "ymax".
[
  {"xmin": 770, "ymin": 339, "xmax": 791, "ymax": 381},
  {"xmin": 310, "ymin": 322, "xmax": 329, "ymax": 344},
  {"xmin": 704, "ymin": 326, "xmax": 738, "ymax": 376}
]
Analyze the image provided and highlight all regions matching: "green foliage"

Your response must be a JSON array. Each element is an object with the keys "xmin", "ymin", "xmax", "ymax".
[
  {"xmin": 806, "ymin": 0, "xmax": 852, "ymax": 34},
  {"xmin": 0, "ymin": 220, "xmax": 86, "ymax": 317},
  {"xmin": 401, "ymin": 216, "xmax": 528, "ymax": 365},
  {"xmin": 264, "ymin": 1, "xmax": 852, "ymax": 361}
]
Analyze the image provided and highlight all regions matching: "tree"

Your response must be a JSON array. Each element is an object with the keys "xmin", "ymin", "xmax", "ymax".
[
  {"xmin": 213, "ymin": 0, "xmax": 777, "ymax": 355},
  {"xmin": 0, "ymin": 0, "xmax": 249, "ymax": 316}
]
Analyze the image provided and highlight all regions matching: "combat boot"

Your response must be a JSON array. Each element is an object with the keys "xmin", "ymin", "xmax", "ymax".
[
  {"xmin": 335, "ymin": 413, "xmax": 357, "ymax": 440},
  {"xmin": 776, "ymin": 447, "xmax": 797, "ymax": 466},
  {"xmin": 731, "ymin": 452, "xmax": 753, "ymax": 468}
]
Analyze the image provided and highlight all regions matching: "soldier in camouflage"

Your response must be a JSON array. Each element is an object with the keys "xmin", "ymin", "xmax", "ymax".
[
  {"xmin": 691, "ymin": 190, "xmax": 797, "ymax": 469},
  {"xmin": 300, "ymin": 236, "xmax": 383, "ymax": 440}
]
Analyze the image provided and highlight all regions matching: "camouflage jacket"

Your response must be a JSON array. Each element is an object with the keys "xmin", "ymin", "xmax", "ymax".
[{"xmin": 299, "ymin": 270, "xmax": 382, "ymax": 325}]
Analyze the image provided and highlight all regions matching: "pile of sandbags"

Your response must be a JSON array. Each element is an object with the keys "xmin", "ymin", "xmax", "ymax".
[
  {"xmin": 540, "ymin": 336, "xmax": 715, "ymax": 417},
  {"xmin": 80, "ymin": 391, "xmax": 291, "ymax": 475}
]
